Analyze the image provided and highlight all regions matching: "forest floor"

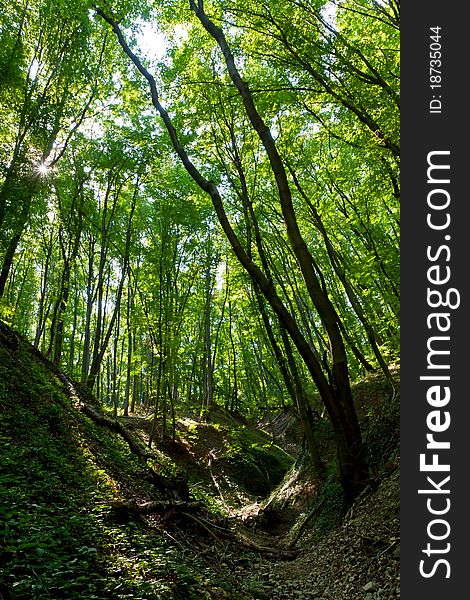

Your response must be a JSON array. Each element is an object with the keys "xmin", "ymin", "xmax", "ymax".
[
  {"xmin": 116, "ymin": 367, "xmax": 400, "ymax": 600},
  {"xmin": 232, "ymin": 464, "xmax": 400, "ymax": 600},
  {"xmin": 0, "ymin": 320, "xmax": 400, "ymax": 599}
]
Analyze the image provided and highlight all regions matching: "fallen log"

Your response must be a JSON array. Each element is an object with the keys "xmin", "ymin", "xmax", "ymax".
[
  {"xmin": 287, "ymin": 498, "xmax": 325, "ymax": 549},
  {"xmin": 236, "ymin": 533, "xmax": 300, "ymax": 559},
  {"xmin": 98, "ymin": 499, "xmax": 200, "ymax": 524},
  {"xmin": 78, "ymin": 402, "xmax": 153, "ymax": 460},
  {"xmin": 54, "ymin": 369, "xmax": 191, "ymax": 499},
  {"xmin": 104, "ymin": 499, "xmax": 201, "ymax": 513}
]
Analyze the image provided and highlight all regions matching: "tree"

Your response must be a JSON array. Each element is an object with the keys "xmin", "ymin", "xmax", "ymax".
[
  {"xmin": 1, "ymin": 0, "xmax": 399, "ymax": 503},
  {"xmin": 96, "ymin": 3, "xmax": 376, "ymax": 499}
]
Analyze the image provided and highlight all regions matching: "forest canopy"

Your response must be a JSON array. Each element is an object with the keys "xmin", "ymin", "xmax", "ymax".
[{"xmin": 0, "ymin": 0, "xmax": 399, "ymax": 499}]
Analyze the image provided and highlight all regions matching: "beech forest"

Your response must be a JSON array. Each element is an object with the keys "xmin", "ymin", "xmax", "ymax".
[{"xmin": 0, "ymin": 1, "xmax": 400, "ymax": 598}]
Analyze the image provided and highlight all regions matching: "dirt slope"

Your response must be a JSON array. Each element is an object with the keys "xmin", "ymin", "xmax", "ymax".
[{"xmin": 0, "ymin": 321, "xmax": 400, "ymax": 599}]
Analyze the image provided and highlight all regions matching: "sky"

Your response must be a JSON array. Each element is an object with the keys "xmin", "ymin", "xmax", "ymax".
[
  {"xmin": 136, "ymin": 20, "xmax": 189, "ymax": 65},
  {"xmin": 136, "ymin": 20, "xmax": 167, "ymax": 63}
]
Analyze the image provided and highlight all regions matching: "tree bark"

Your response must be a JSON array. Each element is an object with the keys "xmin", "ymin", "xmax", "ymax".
[
  {"xmin": 87, "ymin": 180, "xmax": 138, "ymax": 389},
  {"xmin": 0, "ymin": 194, "xmax": 33, "ymax": 299},
  {"xmin": 98, "ymin": 8, "xmax": 367, "ymax": 499}
]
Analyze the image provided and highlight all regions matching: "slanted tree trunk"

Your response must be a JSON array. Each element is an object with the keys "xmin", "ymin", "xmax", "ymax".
[
  {"xmin": 98, "ymin": 9, "xmax": 367, "ymax": 499},
  {"xmin": 0, "ymin": 194, "xmax": 33, "ymax": 299},
  {"xmin": 289, "ymin": 165, "xmax": 393, "ymax": 382}
]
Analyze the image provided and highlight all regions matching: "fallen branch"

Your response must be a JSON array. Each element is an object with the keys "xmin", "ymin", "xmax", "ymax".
[
  {"xmin": 55, "ymin": 368, "xmax": 159, "ymax": 462},
  {"xmin": 104, "ymin": 499, "xmax": 200, "ymax": 515},
  {"xmin": 363, "ymin": 538, "xmax": 400, "ymax": 569},
  {"xmin": 207, "ymin": 449, "xmax": 230, "ymax": 510},
  {"xmin": 186, "ymin": 514, "xmax": 300, "ymax": 558},
  {"xmin": 287, "ymin": 498, "xmax": 325, "ymax": 549},
  {"xmin": 181, "ymin": 511, "xmax": 225, "ymax": 546},
  {"xmin": 235, "ymin": 532, "xmax": 300, "ymax": 559},
  {"xmin": 54, "ymin": 369, "xmax": 192, "ymax": 499},
  {"xmin": 78, "ymin": 402, "xmax": 153, "ymax": 460}
]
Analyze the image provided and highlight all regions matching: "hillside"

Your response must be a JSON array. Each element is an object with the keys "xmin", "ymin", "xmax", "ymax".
[{"xmin": 0, "ymin": 321, "xmax": 399, "ymax": 599}]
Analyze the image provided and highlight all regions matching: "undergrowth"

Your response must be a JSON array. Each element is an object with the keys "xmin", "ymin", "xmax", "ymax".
[
  {"xmin": 0, "ymin": 326, "xmax": 230, "ymax": 599},
  {"xmin": 0, "ymin": 322, "xmax": 400, "ymax": 600}
]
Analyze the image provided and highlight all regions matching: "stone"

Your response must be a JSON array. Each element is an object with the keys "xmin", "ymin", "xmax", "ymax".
[{"xmin": 363, "ymin": 581, "xmax": 376, "ymax": 592}]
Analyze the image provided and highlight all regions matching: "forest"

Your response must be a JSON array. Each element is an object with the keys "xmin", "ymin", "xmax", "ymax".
[{"xmin": 0, "ymin": 0, "xmax": 400, "ymax": 598}]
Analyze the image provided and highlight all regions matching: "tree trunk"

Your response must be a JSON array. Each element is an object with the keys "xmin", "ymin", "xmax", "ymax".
[
  {"xmin": 87, "ymin": 182, "xmax": 137, "ymax": 389},
  {"xmin": 123, "ymin": 285, "xmax": 133, "ymax": 416},
  {"xmin": 0, "ymin": 195, "xmax": 33, "ymax": 299},
  {"xmin": 202, "ymin": 258, "xmax": 214, "ymax": 416},
  {"xmin": 98, "ymin": 9, "xmax": 367, "ymax": 499},
  {"xmin": 81, "ymin": 235, "xmax": 96, "ymax": 382},
  {"xmin": 34, "ymin": 230, "xmax": 54, "ymax": 348},
  {"xmin": 50, "ymin": 218, "xmax": 82, "ymax": 365}
]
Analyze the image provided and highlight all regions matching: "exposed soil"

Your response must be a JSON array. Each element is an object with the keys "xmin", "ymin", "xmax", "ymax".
[
  {"xmin": 232, "ymin": 463, "xmax": 400, "ymax": 600},
  {"xmin": 119, "ymin": 396, "xmax": 400, "ymax": 600},
  {"xmin": 0, "ymin": 321, "xmax": 400, "ymax": 600}
]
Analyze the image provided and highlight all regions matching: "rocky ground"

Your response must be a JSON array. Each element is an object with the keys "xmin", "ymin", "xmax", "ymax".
[
  {"xmin": 121, "ymin": 371, "xmax": 400, "ymax": 600},
  {"xmin": 249, "ymin": 466, "xmax": 399, "ymax": 599}
]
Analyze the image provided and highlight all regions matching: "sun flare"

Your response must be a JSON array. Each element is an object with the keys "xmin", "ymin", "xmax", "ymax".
[{"xmin": 36, "ymin": 162, "xmax": 50, "ymax": 177}]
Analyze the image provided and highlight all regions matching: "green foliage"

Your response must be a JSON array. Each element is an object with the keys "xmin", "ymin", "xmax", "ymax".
[
  {"xmin": 1, "ymin": 0, "xmax": 399, "ymax": 505},
  {"xmin": 0, "ymin": 324, "xmax": 227, "ymax": 599},
  {"xmin": 221, "ymin": 427, "xmax": 294, "ymax": 496}
]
